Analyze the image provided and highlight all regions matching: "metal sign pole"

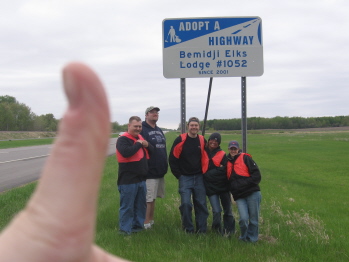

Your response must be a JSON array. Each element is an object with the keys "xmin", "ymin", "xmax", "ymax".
[
  {"xmin": 202, "ymin": 77, "xmax": 213, "ymax": 137},
  {"xmin": 241, "ymin": 77, "xmax": 247, "ymax": 153},
  {"xmin": 180, "ymin": 78, "xmax": 186, "ymax": 134}
]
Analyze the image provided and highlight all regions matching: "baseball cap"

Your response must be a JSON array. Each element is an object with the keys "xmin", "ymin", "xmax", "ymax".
[
  {"xmin": 145, "ymin": 106, "xmax": 160, "ymax": 114},
  {"xmin": 228, "ymin": 140, "xmax": 240, "ymax": 149}
]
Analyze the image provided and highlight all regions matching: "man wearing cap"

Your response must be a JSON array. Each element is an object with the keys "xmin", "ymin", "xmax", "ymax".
[
  {"xmin": 140, "ymin": 106, "xmax": 168, "ymax": 229},
  {"xmin": 226, "ymin": 140, "xmax": 262, "ymax": 242},
  {"xmin": 169, "ymin": 117, "xmax": 209, "ymax": 233},
  {"xmin": 203, "ymin": 133, "xmax": 235, "ymax": 236}
]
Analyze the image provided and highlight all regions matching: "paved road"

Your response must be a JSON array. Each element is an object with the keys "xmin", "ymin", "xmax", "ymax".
[{"xmin": 0, "ymin": 138, "xmax": 117, "ymax": 193}]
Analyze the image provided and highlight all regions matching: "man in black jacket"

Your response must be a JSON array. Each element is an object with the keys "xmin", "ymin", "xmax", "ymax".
[
  {"xmin": 169, "ymin": 117, "xmax": 209, "ymax": 233},
  {"xmin": 116, "ymin": 116, "xmax": 154, "ymax": 235},
  {"xmin": 140, "ymin": 106, "xmax": 168, "ymax": 229}
]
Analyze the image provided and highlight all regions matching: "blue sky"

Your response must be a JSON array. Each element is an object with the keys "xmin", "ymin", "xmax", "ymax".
[{"xmin": 1, "ymin": 0, "xmax": 348, "ymax": 129}]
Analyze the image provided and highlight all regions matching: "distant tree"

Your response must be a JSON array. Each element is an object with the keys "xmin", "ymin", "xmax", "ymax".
[
  {"xmin": 13, "ymin": 102, "xmax": 34, "ymax": 131},
  {"xmin": 341, "ymin": 116, "xmax": 349, "ymax": 126},
  {"xmin": 41, "ymin": 114, "xmax": 58, "ymax": 131},
  {"xmin": 0, "ymin": 103, "xmax": 15, "ymax": 130},
  {"xmin": 32, "ymin": 114, "xmax": 46, "ymax": 131},
  {"xmin": 31, "ymin": 114, "xmax": 58, "ymax": 131},
  {"xmin": 0, "ymin": 95, "xmax": 17, "ymax": 104},
  {"xmin": 112, "ymin": 121, "xmax": 124, "ymax": 132},
  {"xmin": 0, "ymin": 96, "xmax": 34, "ymax": 131}
]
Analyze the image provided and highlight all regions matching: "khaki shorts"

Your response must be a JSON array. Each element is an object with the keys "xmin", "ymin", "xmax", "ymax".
[{"xmin": 146, "ymin": 177, "xmax": 165, "ymax": 202}]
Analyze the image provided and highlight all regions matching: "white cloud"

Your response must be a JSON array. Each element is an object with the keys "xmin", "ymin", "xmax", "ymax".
[{"xmin": 1, "ymin": 0, "xmax": 348, "ymax": 129}]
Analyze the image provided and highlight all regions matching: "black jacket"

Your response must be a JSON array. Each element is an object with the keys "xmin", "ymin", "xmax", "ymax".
[
  {"xmin": 116, "ymin": 135, "xmax": 154, "ymax": 185},
  {"xmin": 203, "ymin": 147, "xmax": 229, "ymax": 196},
  {"xmin": 169, "ymin": 134, "xmax": 206, "ymax": 178},
  {"xmin": 226, "ymin": 153, "xmax": 261, "ymax": 200},
  {"xmin": 140, "ymin": 121, "xmax": 168, "ymax": 179}
]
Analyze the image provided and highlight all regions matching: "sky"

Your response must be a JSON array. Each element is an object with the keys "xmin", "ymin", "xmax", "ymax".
[{"xmin": 1, "ymin": 0, "xmax": 348, "ymax": 129}]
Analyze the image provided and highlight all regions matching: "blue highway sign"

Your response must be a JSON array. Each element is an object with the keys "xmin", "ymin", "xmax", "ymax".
[{"xmin": 163, "ymin": 17, "xmax": 264, "ymax": 78}]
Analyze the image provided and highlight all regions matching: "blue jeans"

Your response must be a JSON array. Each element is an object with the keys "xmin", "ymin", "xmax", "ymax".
[
  {"xmin": 118, "ymin": 181, "xmax": 146, "ymax": 234},
  {"xmin": 178, "ymin": 174, "xmax": 209, "ymax": 233},
  {"xmin": 236, "ymin": 191, "xmax": 261, "ymax": 242},
  {"xmin": 208, "ymin": 192, "xmax": 235, "ymax": 235}
]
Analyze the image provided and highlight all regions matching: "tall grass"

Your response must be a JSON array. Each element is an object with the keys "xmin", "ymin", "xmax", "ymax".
[{"xmin": 1, "ymin": 131, "xmax": 349, "ymax": 261}]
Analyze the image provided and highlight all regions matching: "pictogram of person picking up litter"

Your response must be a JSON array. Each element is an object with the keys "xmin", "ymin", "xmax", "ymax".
[{"xmin": 165, "ymin": 26, "xmax": 181, "ymax": 43}]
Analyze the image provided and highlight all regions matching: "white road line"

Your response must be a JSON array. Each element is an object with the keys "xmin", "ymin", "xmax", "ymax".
[{"xmin": 0, "ymin": 154, "xmax": 50, "ymax": 164}]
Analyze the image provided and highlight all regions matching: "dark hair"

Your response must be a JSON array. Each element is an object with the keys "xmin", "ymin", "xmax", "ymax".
[
  {"xmin": 129, "ymin": 116, "xmax": 141, "ymax": 123},
  {"xmin": 187, "ymin": 117, "xmax": 200, "ymax": 125}
]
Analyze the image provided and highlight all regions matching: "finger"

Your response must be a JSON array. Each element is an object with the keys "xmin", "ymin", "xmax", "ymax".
[
  {"xmin": 0, "ymin": 63, "xmax": 114, "ymax": 262},
  {"xmin": 0, "ymin": 63, "xmax": 111, "ymax": 261},
  {"xmin": 32, "ymin": 62, "xmax": 110, "ymax": 230}
]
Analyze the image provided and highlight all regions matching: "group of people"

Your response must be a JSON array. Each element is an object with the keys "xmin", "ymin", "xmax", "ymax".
[
  {"xmin": 116, "ymin": 110, "xmax": 262, "ymax": 243},
  {"xmin": 0, "ymin": 64, "xmax": 262, "ymax": 261}
]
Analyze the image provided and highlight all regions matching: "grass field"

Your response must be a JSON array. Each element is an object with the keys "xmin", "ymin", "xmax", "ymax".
[
  {"xmin": 0, "ymin": 133, "xmax": 118, "ymax": 149},
  {"xmin": 0, "ymin": 138, "xmax": 55, "ymax": 149},
  {"xmin": 1, "ymin": 130, "xmax": 349, "ymax": 261}
]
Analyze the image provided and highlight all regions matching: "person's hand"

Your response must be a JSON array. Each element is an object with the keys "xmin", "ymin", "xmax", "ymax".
[
  {"xmin": 0, "ymin": 63, "xmax": 129, "ymax": 262},
  {"xmin": 137, "ymin": 140, "xmax": 148, "ymax": 147}
]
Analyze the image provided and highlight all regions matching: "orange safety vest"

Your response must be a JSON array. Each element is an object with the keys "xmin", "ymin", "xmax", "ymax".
[
  {"xmin": 226, "ymin": 153, "xmax": 251, "ymax": 180},
  {"xmin": 173, "ymin": 133, "xmax": 208, "ymax": 174},
  {"xmin": 211, "ymin": 150, "xmax": 226, "ymax": 167},
  {"xmin": 116, "ymin": 132, "xmax": 149, "ymax": 163},
  {"xmin": 202, "ymin": 150, "xmax": 225, "ymax": 173}
]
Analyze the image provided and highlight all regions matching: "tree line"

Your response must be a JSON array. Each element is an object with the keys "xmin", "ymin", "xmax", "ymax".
[
  {"xmin": 202, "ymin": 115, "xmax": 349, "ymax": 131},
  {"xmin": 0, "ymin": 95, "xmax": 169, "ymax": 132},
  {"xmin": 2, "ymin": 95, "xmax": 348, "ymax": 132},
  {"xmin": 0, "ymin": 95, "xmax": 58, "ymax": 131}
]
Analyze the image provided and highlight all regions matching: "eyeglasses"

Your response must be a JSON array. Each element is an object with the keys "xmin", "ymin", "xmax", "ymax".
[
  {"xmin": 229, "ymin": 147, "xmax": 238, "ymax": 150},
  {"xmin": 149, "ymin": 111, "xmax": 159, "ymax": 114}
]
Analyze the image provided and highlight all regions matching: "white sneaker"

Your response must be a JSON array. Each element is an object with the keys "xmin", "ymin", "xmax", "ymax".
[
  {"xmin": 150, "ymin": 220, "xmax": 154, "ymax": 226},
  {"xmin": 144, "ymin": 223, "xmax": 152, "ymax": 229}
]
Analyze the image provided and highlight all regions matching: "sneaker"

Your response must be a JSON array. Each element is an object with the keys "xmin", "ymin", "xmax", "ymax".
[
  {"xmin": 144, "ymin": 223, "xmax": 152, "ymax": 229},
  {"xmin": 150, "ymin": 220, "xmax": 154, "ymax": 226}
]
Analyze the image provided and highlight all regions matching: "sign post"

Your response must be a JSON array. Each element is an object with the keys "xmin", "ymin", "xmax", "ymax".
[
  {"xmin": 180, "ymin": 78, "xmax": 186, "ymax": 134},
  {"xmin": 241, "ymin": 77, "xmax": 247, "ymax": 153},
  {"xmin": 163, "ymin": 17, "xmax": 263, "ymax": 150}
]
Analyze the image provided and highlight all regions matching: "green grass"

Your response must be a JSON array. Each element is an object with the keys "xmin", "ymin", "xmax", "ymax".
[
  {"xmin": 0, "ymin": 134, "xmax": 119, "ymax": 149},
  {"xmin": 0, "ymin": 183, "xmax": 37, "ymax": 229},
  {"xmin": 0, "ymin": 138, "xmax": 55, "ymax": 149},
  {"xmin": 1, "ymin": 131, "xmax": 349, "ymax": 261}
]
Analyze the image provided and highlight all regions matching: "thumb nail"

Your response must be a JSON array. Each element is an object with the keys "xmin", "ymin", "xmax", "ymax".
[{"xmin": 63, "ymin": 66, "xmax": 80, "ymax": 109}]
